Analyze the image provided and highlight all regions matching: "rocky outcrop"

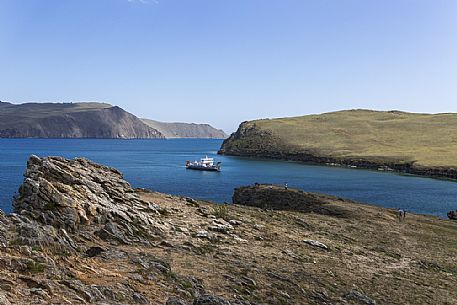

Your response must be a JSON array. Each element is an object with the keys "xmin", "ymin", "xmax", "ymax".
[
  {"xmin": 13, "ymin": 155, "xmax": 163, "ymax": 246},
  {"xmin": 218, "ymin": 121, "xmax": 291, "ymax": 156},
  {"xmin": 141, "ymin": 119, "xmax": 227, "ymax": 139},
  {"xmin": 448, "ymin": 210, "xmax": 457, "ymax": 220},
  {"xmin": 0, "ymin": 101, "xmax": 164, "ymax": 138},
  {"xmin": 0, "ymin": 155, "xmax": 171, "ymax": 304},
  {"xmin": 233, "ymin": 184, "xmax": 352, "ymax": 217}
]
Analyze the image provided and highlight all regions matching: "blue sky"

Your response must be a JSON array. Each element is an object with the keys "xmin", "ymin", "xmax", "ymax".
[{"xmin": 0, "ymin": 0, "xmax": 456, "ymax": 132}]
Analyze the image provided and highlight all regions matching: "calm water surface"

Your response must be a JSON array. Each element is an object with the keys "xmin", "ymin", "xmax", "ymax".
[{"xmin": 0, "ymin": 139, "xmax": 456, "ymax": 218}]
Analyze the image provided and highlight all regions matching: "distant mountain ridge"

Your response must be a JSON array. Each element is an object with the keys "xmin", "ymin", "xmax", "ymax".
[
  {"xmin": 0, "ymin": 101, "xmax": 164, "ymax": 139},
  {"xmin": 141, "ymin": 118, "xmax": 227, "ymax": 139}
]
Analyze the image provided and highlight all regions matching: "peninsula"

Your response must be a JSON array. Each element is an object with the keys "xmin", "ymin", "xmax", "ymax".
[
  {"xmin": 0, "ymin": 156, "xmax": 455, "ymax": 304},
  {"xmin": 219, "ymin": 109, "xmax": 457, "ymax": 179}
]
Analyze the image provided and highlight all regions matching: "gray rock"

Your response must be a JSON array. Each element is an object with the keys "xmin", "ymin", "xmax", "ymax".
[
  {"xmin": 208, "ymin": 222, "xmax": 233, "ymax": 234},
  {"xmin": 241, "ymin": 276, "xmax": 256, "ymax": 287},
  {"xmin": 196, "ymin": 230, "xmax": 209, "ymax": 238},
  {"xmin": 95, "ymin": 221, "xmax": 129, "ymax": 244},
  {"xmin": 303, "ymin": 239, "xmax": 328, "ymax": 250},
  {"xmin": 186, "ymin": 197, "xmax": 198, "ymax": 205},
  {"xmin": 131, "ymin": 254, "xmax": 171, "ymax": 274},
  {"xmin": 193, "ymin": 294, "xmax": 231, "ymax": 305},
  {"xmin": 166, "ymin": 297, "xmax": 189, "ymax": 305},
  {"xmin": 344, "ymin": 290, "xmax": 376, "ymax": 305},
  {"xmin": 132, "ymin": 292, "xmax": 149, "ymax": 304},
  {"xmin": 253, "ymin": 224, "xmax": 264, "ymax": 230}
]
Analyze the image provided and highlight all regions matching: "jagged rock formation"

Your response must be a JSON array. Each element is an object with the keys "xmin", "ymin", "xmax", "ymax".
[
  {"xmin": 0, "ymin": 156, "xmax": 456, "ymax": 304},
  {"xmin": 0, "ymin": 101, "xmax": 163, "ymax": 138},
  {"xmin": 219, "ymin": 110, "xmax": 457, "ymax": 180},
  {"xmin": 13, "ymin": 155, "xmax": 163, "ymax": 245},
  {"xmin": 2, "ymin": 156, "xmax": 168, "ymax": 303},
  {"xmin": 141, "ymin": 119, "xmax": 227, "ymax": 139}
]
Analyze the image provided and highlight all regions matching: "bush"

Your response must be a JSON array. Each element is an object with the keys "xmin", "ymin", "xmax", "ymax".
[{"xmin": 213, "ymin": 205, "xmax": 230, "ymax": 220}]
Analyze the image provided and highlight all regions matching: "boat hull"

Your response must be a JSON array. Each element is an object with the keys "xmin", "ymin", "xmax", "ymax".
[{"xmin": 186, "ymin": 165, "xmax": 221, "ymax": 172}]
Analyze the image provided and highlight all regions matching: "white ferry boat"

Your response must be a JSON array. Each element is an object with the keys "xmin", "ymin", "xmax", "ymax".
[{"xmin": 186, "ymin": 156, "xmax": 221, "ymax": 172}]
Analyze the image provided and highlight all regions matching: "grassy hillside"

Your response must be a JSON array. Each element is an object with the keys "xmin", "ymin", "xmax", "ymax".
[
  {"xmin": 221, "ymin": 109, "xmax": 457, "ymax": 168},
  {"xmin": 142, "ymin": 118, "xmax": 227, "ymax": 139}
]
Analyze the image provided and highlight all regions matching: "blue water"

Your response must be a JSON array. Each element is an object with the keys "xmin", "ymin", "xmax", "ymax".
[{"xmin": 0, "ymin": 138, "xmax": 456, "ymax": 218}]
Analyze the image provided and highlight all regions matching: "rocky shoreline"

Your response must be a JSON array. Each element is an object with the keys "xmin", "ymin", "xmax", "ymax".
[
  {"xmin": 0, "ymin": 156, "xmax": 456, "ymax": 304},
  {"xmin": 219, "ymin": 149, "xmax": 457, "ymax": 180}
]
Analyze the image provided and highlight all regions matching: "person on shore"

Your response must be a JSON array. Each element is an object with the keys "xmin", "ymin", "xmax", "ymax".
[
  {"xmin": 284, "ymin": 182, "xmax": 288, "ymax": 190},
  {"xmin": 398, "ymin": 209, "xmax": 406, "ymax": 221}
]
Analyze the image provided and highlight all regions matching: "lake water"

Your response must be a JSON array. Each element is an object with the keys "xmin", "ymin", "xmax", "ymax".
[{"xmin": 0, "ymin": 138, "xmax": 456, "ymax": 218}]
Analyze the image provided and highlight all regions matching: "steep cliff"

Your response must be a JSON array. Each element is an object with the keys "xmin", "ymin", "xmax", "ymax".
[
  {"xmin": 0, "ymin": 101, "xmax": 163, "ymax": 139},
  {"xmin": 142, "ymin": 119, "xmax": 227, "ymax": 139},
  {"xmin": 219, "ymin": 110, "xmax": 457, "ymax": 179}
]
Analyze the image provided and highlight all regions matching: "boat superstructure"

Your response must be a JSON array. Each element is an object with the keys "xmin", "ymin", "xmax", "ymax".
[{"xmin": 186, "ymin": 156, "xmax": 221, "ymax": 172}]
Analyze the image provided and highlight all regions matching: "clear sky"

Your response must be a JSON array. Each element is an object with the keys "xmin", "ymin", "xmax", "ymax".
[{"xmin": 1, "ymin": 0, "xmax": 456, "ymax": 132}]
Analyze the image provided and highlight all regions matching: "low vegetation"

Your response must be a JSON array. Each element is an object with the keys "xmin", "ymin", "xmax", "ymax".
[{"xmin": 221, "ymin": 109, "xmax": 457, "ymax": 167}]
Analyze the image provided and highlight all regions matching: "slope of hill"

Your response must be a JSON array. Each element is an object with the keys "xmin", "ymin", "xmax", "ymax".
[
  {"xmin": 142, "ymin": 119, "xmax": 227, "ymax": 139},
  {"xmin": 0, "ymin": 101, "xmax": 164, "ymax": 139},
  {"xmin": 219, "ymin": 109, "xmax": 457, "ymax": 179}
]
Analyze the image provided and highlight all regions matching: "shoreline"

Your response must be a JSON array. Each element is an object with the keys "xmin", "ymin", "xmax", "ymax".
[{"xmin": 218, "ymin": 150, "xmax": 457, "ymax": 181}]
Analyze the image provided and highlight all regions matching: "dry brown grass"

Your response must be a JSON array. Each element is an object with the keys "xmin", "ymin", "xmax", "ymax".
[
  {"xmin": 249, "ymin": 109, "xmax": 457, "ymax": 167},
  {"xmin": 135, "ymin": 191, "xmax": 457, "ymax": 304},
  {"xmin": 2, "ymin": 189, "xmax": 455, "ymax": 304}
]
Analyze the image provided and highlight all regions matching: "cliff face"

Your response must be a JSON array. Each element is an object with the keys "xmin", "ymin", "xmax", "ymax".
[
  {"xmin": 142, "ymin": 119, "xmax": 227, "ymax": 139},
  {"xmin": 0, "ymin": 156, "xmax": 456, "ymax": 304},
  {"xmin": 219, "ymin": 110, "xmax": 457, "ymax": 180},
  {"xmin": 0, "ymin": 102, "xmax": 163, "ymax": 139}
]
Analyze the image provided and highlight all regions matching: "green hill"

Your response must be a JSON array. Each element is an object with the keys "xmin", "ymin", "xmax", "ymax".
[{"xmin": 219, "ymin": 109, "xmax": 457, "ymax": 178}]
